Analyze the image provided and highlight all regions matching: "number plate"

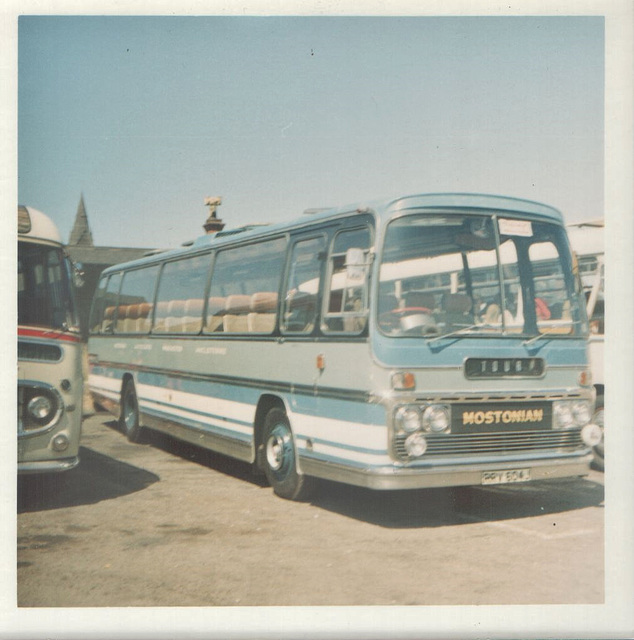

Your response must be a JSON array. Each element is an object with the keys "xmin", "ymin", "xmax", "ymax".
[{"xmin": 481, "ymin": 468, "xmax": 531, "ymax": 485}]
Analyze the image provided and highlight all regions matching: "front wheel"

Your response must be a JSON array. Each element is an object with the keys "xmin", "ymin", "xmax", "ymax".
[
  {"xmin": 592, "ymin": 395, "xmax": 604, "ymax": 471},
  {"xmin": 261, "ymin": 408, "xmax": 311, "ymax": 500},
  {"xmin": 120, "ymin": 380, "xmax": 143, "ymax": 443}
]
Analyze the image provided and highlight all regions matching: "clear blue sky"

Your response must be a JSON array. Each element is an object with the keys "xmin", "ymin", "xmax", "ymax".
[{"xmin": 18, "ymin": 16, "xmax": 604, "ymax": 249}]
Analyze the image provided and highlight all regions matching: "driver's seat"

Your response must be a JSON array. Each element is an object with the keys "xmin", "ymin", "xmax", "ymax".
[{"xmin": 405, "ymin": 291, "xmax": 435, "ymax": 311}]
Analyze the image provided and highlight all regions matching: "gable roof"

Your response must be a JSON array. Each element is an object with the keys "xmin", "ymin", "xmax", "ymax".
[{"xmin": 65, "ymin": 245, "xmax": 157, "ymax": 266}]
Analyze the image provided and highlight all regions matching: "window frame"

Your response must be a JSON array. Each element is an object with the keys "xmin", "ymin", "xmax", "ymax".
[
  {"xmin": 100, "ymin": 272, "xmax": 123, "ymax": 335},
  {"xmin": 203, "ymin": 235, "xmax": 288, "ymax": 336},
  {"xmin": 280, "ymin": 233, "xmax": 328, "ymax": 336},
  {"xmin": 151, "ymin": 251, "xmax": 213, "ymax": 335},
  {"xmin": 114, "ymin": 263, "xmax": 162, "ymax": 335},
  {"xmin": 321, "ymin": 221, "xmax": 374, "ymax": 336},
  {"xmin": 88, "ymin": 274, "xmax": 109, "ymax": 335}
]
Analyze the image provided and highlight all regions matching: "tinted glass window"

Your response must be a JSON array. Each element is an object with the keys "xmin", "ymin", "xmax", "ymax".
[
  {"xmin": 115, "ymin": 266, "xmax": 160, "ymax": 334},
  {"xmin": 101, "ymin": 273, "xmax": 122, "ymax": 334},
  {"xmin": 282, "ymin": 236, "xmax": 325, "ymax": 334},
  {"xmin": 528, "ymin": 241, "xmax": 573, "ymax": 326},
  {"xmin": 18, "ymin": 242, "xmax": 75, "ymax": 330},
  {"xmin": 154, "ymin": 254, "xmax": 211, "ymax": 334},
  {"xmin": 322, "ymin": 227, "xmax": 371, "ymax": 334},
  {"xmin": 205, "ymin": 237, "xmax": 286, "ymax": 334},
  {"xmin": 379, "ymin": 215, "xmax": 584, "ymax": 338},
  {"xmin": 89, "ymin": 276, "xmax": 109, "ymax": 334}
]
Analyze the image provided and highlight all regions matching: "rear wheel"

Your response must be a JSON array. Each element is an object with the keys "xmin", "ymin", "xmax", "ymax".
[
  {"xmin": 120, "ymin": 380, "xmax": 143, "ymax": 443},
  {"xmin": 261, "ymin": 408, "xmax": 311, "ymax": 500},
  {"xmin": 592, "ymin": 395, "xmax": 604, "ymax": 471}
]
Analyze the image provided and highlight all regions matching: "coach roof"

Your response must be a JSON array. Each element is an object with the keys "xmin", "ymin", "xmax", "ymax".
[{"xmin": 99, "ymin": 192, "xmax": 564, "ymax": 275}]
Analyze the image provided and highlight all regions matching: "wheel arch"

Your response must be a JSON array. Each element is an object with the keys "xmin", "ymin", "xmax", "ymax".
[{"xmin": 120, "ymin": 371, "xmax": 136, "ymax": 394}]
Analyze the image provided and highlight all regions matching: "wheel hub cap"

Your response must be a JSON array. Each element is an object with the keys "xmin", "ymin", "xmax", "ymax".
[{"xmin": 266, "ymin": 427, "xmax": 290, "ymax": 472}]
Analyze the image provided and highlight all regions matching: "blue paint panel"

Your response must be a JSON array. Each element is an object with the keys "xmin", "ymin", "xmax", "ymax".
[
  {"xmin": 137, "ymin": 370, "xmax": 262, "ymax": 408},
  {"xmin": 298, "ymin": 448, "xmax": 385, "ymax": 470},
  {"xmin": 94, "ymin": 362, "xmax": 387, "ymax": 426},
  {"xmin": 93, "ymin": 362, "xmax": 390, "ymax": 462},
  {"xmin": 292, "ymin": 392, "xmax": 386, "ymax": 425},
  {"xmin": 372, "ymin": 334, "xmax": 588, "ymax": 368},
  {"xmin": 300, "ymin": 436, "xmax": 385, "ymax": 456}
]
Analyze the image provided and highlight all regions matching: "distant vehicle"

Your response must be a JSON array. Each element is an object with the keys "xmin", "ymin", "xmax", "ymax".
[
  {"xmin": 567, "ymin": 220, "xmax": 604, "ymax": 469},
  {"xmin": 18, "ymin": 205, "xmax": 83, "ymax": 473},
  {"xmin": 88, "ymin": 193, "xmax": 600, "ymax": 500}
]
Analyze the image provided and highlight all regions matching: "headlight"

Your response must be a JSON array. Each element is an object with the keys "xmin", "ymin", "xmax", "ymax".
[
  {"xmin": 572, "ymin": 401, "xmax": 592, "ymax": 426},
  {"xmin": 553, "ymin": 402, "xmax": 574, "ymax": 429},
  {"xmin": 28, "ymin": 395, "xmax": 54, "ymax": 421},
  {"xmin": 20, "ymin": 386, "xmax": 61, "ymax": 431},
  {"xmin": 395, "ymin": 406, "xmax": 422, "ymax": 433},
  {"xmin": 554, "ymin": 400, "xmax": 592, "ymax": 429},
  {"xmin": 405, "ymin": 433, "xmax": 427, "ymax": 457},
  {"xmin": 422, "ymin": 404, "xmax": 451, "ymax": 433},
  {"xmin": 581, "ymin": 423, "xmax": 603, "ymax": 447}
]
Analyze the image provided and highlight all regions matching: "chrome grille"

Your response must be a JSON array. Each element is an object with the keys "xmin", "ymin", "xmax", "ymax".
[{"xmin": 394, "ymin": 428, "xmax": 585, "ymax": 460}]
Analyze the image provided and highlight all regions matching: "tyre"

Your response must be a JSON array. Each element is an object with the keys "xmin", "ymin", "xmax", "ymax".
[
  {"xmin": 592, "ymin": 395, "xmax": 604, "ymax": 471},
  {"xmin": 261, "ymin": 408, "xmax": 311, "ymax": 500},
  {"xmin": 119, "ymin": 380, "xmax": 143, "ymax": 443}
]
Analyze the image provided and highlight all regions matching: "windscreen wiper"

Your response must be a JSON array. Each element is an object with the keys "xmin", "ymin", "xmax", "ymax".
[
  {"xmin": 427, "ymin": 323, "xmax": 494, "ymax": 344},
  {"xmin": 523, "ymin": 321, "xmax": 582, "ymax": 346}
]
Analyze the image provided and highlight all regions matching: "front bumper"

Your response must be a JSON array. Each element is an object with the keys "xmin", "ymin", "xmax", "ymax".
[
  {"xmin": 300, "ymin": 451, "xmax": 593, "ymax": 490},
  {"xmin": 18, "ymin": 456, "xmax": 80, "ymax": 475}
]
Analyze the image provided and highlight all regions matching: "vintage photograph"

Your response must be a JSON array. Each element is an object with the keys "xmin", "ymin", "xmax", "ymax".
[{"xmin": 6, "ymin": 2, "xmax": 633, "ymax": 639}]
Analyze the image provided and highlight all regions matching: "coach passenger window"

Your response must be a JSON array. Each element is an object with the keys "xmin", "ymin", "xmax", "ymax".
[
  {"xmin": 282, "ymin": 236, "xmax": 326, "ymax": 334},
  {"xmin": 98, "ymin": 272, "xmax": 122, "ymax": 334},
  {"xmin": 115, "ymin": 265, "xmax": 160, "ymax": 334},
  {"xmin": 205, "ymin": 237, "xmax": 286, "ymax": 334},
  {"xmin": 322, "ymin": 227, "xmax": 372, "ymax": 334},
  {"xmin": 89, "ymin": 275, "xmax": 109, "ymax": 334},
  {"xmin": 153, "ymin": 254, "xmax": 210, "ymax": 334}
]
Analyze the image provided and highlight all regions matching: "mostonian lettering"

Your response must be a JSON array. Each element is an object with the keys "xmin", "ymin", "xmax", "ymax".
[{"xmin": 463, "ymin": 409, "xmax": 544, "ymax": 425}]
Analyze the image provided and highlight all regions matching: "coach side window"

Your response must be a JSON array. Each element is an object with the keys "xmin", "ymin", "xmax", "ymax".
[
  {"xmin": 322, "ymin": 226, "xmax": 372, "ymax": 334},
  {"xmin": 153, "ymin": 254, "xmax": 211, "ymax": 334},
  {"xmin": 89, "ymin": 275, "xmax": 109, "ymax": 334},
  {"xmin": 205, "ymin": 237, "xmax": 286, "ymax": 334},
  {"xmin": 281, "ymin": 236, "xmax": 326, "ymax": 334},
  {"xmin": 97, "ymin": 273, "xmax": 122, "ymax": 334},
  {"xmin": 114, "ymin": 265, "xmax": 160, "ymax": 334}
]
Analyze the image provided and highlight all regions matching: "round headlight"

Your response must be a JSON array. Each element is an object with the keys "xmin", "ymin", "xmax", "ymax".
[
  {"xmin": 422, "ymin": 405, "xmax": 450, "ymax": 433},
  {"xmin": 554, "ymin": 402, "xmax": 574, "ymax": 429},
  {"xmin": 28, "ymin": 395, "xmax": 54, "ymax": 421},
  {"xmin": 395, "ymin": 406, "xmax": 422, "ymax": 433},
  {"xmin": 572, "ymin": 401, "xmax": 592, "ymax": 426},
  {"xmin": 405, "ymin": 433, "xmax": 427, "ymax": 457},
  {"xmin": 581, "ymin": 423, "xmax": 603, "ymax": 447}
]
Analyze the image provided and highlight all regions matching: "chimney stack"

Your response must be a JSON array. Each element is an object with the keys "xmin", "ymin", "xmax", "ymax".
[{"xmin": 203, "ymin": 196, "xmax": 225, "ymax": 234}]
